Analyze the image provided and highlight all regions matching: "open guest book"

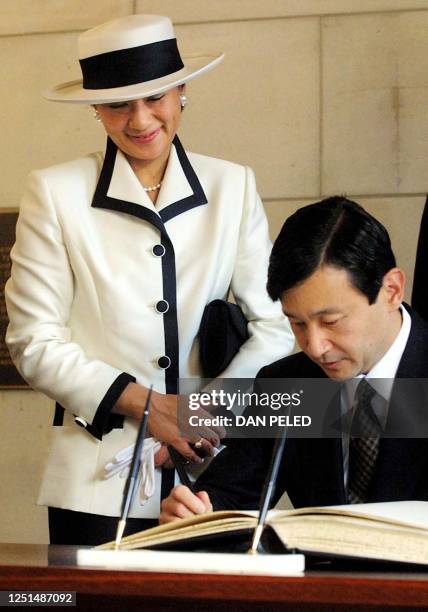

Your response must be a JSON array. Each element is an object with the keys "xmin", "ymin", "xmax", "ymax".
[{"xmin": 96, "ymin": 500, "xmax": 428, "ymax": 566}]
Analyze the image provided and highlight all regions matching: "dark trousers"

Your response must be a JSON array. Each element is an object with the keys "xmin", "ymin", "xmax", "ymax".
[{"xmin": 48, "ymin": 507, "xmax": 158, "ymax": 546}]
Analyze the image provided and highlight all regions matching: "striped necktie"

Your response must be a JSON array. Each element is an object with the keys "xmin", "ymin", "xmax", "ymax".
[{"xmin": 347, "ymin": 379, "xmax": 381, "ymax": 504}]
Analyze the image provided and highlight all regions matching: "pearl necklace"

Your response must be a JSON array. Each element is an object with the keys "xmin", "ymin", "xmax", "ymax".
[{"xmin": 143, "ymin": 181, "xmax": 162, "ymax": 193}]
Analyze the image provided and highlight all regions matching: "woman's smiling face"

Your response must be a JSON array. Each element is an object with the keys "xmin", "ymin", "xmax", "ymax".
[{"xmin": 94, "ymin": 86, "xmax": 184, "ymax": 170}]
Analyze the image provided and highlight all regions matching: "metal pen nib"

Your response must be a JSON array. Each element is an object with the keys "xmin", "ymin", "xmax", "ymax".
[
  {"xmin": 248, "ymin": 524, "xmax": 264, "ymax": 555},
  {"xmin": 114, "ymin": 519, "xmax": 126, "ymax": 549}
]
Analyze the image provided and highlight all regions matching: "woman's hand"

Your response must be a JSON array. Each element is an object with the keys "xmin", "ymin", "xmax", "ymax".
[
  {"xmin": 159, "ymin": 484, "xmax": 212, "ymax": 524},
  {"xmin": 113, "ymin": 383, "xmax": 225, "ymax": 463}
]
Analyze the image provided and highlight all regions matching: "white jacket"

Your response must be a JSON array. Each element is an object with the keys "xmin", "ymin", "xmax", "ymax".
[{"xmin": 5, "ymin": 136, "xmax": 294, "ymax": 517}]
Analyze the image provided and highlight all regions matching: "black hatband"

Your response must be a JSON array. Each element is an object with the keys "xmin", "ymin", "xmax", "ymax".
[{"xmin": 80, "ymin": 38, "xmax": 184, "ymax": 90}]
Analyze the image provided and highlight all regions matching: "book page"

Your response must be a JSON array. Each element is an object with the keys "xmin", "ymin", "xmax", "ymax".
[
  {"xmin": 272, "ymin": 515, "xmax": 428, "ymax": 564},
  {"xmin": 98, "ymin": 510, "xmax": 258, "ymax": 550},
  {"xmin": 273, "ymin": 501, "xmax": 428, "ymax": 531}
]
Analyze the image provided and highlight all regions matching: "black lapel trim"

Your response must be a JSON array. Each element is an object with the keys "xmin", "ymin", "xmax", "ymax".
[
  {"xmin": 91, "ymin": 137, "xmax": 164, "ymax": 231},
  {"xmin": 53, "ymin": 403, "xmax": 64, "ymax": 426},
  {"xmin": 92, "ymin": 136, "xmax": 117, "ymax": 206},
  {"xmin": 159, "ymin": 136, "xmax": 207, "ymax": 223},
  {"xmin": 91, "ymin": 136, "xmax": 207, "ymax": 227}
]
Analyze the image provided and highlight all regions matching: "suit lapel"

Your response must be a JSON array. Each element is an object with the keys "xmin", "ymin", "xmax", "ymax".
[
  {"xmin": 155, "ymin": 144, "xmax": 194, "ymax": 213},
  {"xmin": 91, "ymin": 136, "xmax": 207, "ymax": 228},
  {"xmin": 395, "ymin": 304, "xmax": 428, "ymax": 378},
  {"xmin": 106, "ymin": 145, "xmax": 155, "ymax": 211},
  {"xmin": 368, "ymin": 306, "xmax": 428, "ymax": 500},
  {"xmin": 157, "ymin": 136, "xmax": 208, "ymax": 222}
]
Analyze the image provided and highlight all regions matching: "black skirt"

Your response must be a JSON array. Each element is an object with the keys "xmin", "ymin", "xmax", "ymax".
[{"xmin": 48, "ymin": 507, "xmax": 158, "ymax": 546}]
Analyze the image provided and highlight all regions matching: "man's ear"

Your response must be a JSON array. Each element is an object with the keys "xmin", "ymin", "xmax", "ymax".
[{"xmin": 381, "ymin": 267, "xmax": 405, "ymax": 310}]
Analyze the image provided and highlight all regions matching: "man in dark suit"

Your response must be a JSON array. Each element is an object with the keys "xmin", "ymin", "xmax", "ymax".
[{"xmin": 160, "ymin": 197, "xmax": 428, "ymax": 522}]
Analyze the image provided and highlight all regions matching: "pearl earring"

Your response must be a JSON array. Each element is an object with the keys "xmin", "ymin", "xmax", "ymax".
[
  {"xmin": 93, "ymin": 109, "xmax": 101, "ymax": 122},
  {"xmin": 180, "ymin": 94, "xmax": 187, "ymax": 109}
]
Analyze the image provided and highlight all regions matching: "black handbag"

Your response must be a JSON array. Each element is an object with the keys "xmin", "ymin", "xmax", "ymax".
[{"xmin": 199, "ymin": 299, "xmax": 249, "ymax": 378}]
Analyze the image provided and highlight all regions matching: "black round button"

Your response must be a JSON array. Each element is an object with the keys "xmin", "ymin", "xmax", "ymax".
[
  {"xmin": 152, "ymin": 244, "xmax": 165, "ymax": 257},
  {"xmin": 157, "ymin": 355, "xmax": 171, "ymax": 369},
  {"xmin": 155, "ymin": 300, "xmax": 169, "ymax": 314}
]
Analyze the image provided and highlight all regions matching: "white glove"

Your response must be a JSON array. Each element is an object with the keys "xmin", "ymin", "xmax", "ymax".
[{"xmin": 103, "ymin": 438, "xmax": 162, "ymax": 506}]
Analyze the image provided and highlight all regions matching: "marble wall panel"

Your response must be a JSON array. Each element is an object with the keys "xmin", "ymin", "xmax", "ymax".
[
  {"xmin": 1, "ymin": 32, "xmax": 105, "ymax": 207},
  {"xmin": 322, "ymin": 11, "xmax": 428, "ymax": 196},
  {"xmin": 176, "ymin": 17, "xmax": 320, "ymax": 199},
  {"xmin": 0, "ymin": 0, "xmax": 133, "ymax": 36},
  {"xmin": 137, "ymin": 0, "xmax": 428, "ymax": 23}
]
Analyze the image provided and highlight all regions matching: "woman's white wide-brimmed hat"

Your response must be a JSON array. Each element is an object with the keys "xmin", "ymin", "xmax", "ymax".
[{"xmin": 44, "ymin": 14, "xmax": 224, "ymax": 104}]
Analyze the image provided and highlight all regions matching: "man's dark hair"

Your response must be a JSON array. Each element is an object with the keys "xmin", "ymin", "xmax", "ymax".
[{"xmin": 267, "ymin": 196, "xmax": 396, "ymax": 304}]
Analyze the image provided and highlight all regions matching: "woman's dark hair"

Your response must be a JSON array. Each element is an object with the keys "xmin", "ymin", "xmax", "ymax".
[{"xmin": 267, "ymin": 196, "xmax": 396, "ymax": 304}]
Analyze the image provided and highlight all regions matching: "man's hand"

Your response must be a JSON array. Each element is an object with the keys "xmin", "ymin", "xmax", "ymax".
[
  {"xmin": 159, "ymin": 484, "xmax": 213, "ymax": 524},
  {"xmin": 113, "ymin": 383, "xmax": 225, "ymax": 464}
]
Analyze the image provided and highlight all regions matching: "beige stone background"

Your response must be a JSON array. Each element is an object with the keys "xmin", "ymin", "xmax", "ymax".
[{"xmin": 1, "ymin": 0, "xmax": 427, "ymax": 544}]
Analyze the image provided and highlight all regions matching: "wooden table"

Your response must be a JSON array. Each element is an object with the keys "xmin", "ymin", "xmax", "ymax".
[{"xmin": 0, "ymin": 544, "xmax": 427, "ymax": 611}]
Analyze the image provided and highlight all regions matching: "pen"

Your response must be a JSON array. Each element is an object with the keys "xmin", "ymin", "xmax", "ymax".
[
  {"xmin": 115, "ymin": 385, "xmax": 153, "ymax": 549},
  {"xmin": 167, "ymin": 445, "xmax": 196, "ymax": 493},
  {"xmin": 248, "ymin": 425, "xmax": 287, "ymax": 554}
]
